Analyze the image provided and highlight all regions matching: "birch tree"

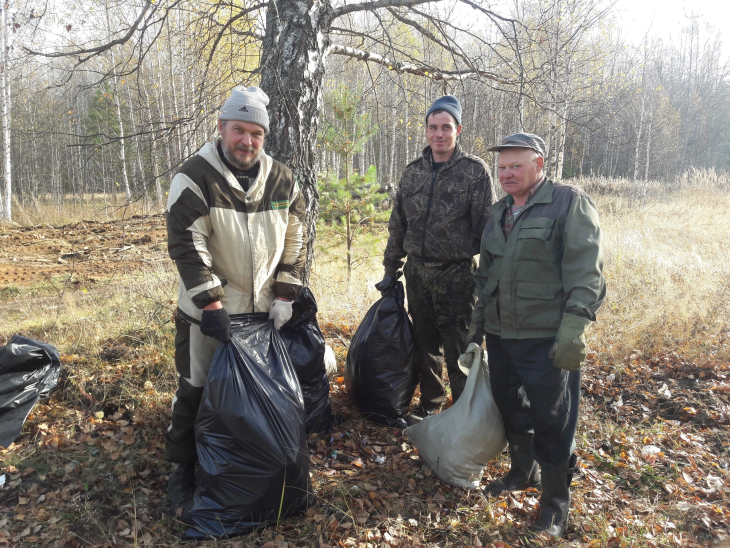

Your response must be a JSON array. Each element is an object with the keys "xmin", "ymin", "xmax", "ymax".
[{"xmin": 1, "ymin": 1, "xmax": 11, "ymax": 220}]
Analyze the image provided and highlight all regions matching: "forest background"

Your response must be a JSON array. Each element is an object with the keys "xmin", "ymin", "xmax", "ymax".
[{"xmin": 0, "ymin": 0, "xmax": 729, "ymax": 547}]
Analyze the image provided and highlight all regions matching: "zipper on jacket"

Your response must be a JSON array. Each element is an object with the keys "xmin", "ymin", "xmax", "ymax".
[{"xmin": 420, "ymin": 168, "xmax": 439, "ymax": 257}]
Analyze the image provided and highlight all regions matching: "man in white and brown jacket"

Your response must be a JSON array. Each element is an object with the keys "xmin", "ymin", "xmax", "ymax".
[{"xmin": 164, "ymin": 86, "xmax": 307, "ymax": 518}]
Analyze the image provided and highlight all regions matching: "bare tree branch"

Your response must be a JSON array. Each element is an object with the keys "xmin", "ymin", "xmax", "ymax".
[
  {"xmin": 23, "ymin": 0, "xmax": 156, "ymax": 59},
  {"xmin": 327, "ymin": 0, "xmax": 437, "ymax": 23},
  {"xmin": 326, "ymin": 43, "xmax": 515, "ymax": 84}
]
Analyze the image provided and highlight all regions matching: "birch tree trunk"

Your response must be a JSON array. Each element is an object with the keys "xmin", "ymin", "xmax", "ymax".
[
  {"xmin": 260, "ymin": 0, "xmax": 332, "ymax": 284},
  {"xmin": 106, "ymin": 8, "xmax": 132, "ymax": 202},
  {"xmin": 143, "ymin": 86, "xmax": 164, "ymax": 207},
  {"xmin": 1, "ymin": 1, "xmax": 11, "ymax": 221}
]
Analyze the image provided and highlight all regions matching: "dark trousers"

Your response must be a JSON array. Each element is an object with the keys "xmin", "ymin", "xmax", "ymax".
[
  {"xmin": 163, "ymin": 313, "xmax": 218, "ymax": 463},
  {"xmin": 485, "ymin": 333, "xmax": 580, "ymax": 466},
  {"xmin": 404, "ymin": 257, "xmax": 475, "ymax": 410}
]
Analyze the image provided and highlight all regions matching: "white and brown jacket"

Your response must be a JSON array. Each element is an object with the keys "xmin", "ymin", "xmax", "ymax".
[{"xmin": 166, "ymin": 139, "xmax": 307, "ymax": 320}]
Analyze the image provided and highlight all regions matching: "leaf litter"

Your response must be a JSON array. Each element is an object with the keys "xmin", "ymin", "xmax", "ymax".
[{"xmin": 0, "ymin": 319, "xmax": 728, "ymax": 547}]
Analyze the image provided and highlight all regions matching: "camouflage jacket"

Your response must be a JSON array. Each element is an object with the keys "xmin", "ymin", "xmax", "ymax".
[{"xmin": 383, "ymin": 144, "xmax": 496, "ymax": 273}]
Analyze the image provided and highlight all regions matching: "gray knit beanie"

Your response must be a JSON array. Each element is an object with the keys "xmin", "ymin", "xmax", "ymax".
[
  {"xmin": 426, "ymin": 95, "xmax": 462, "ymax": 126},
  {"xmin": 219, "ymin": 86, "xmax": 270, "ymax": 133}
]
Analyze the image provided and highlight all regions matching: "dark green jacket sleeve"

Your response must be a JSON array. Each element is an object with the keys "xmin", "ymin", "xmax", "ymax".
[{"xmin": 562, "ymin": 194, "xmax": 606, "ymax": 320}]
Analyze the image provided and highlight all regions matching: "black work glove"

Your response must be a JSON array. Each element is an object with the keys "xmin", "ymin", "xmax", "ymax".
[
  {"xmin": 199, "ymin": 307, "xmax": 231, "ymax": 342},
  {"xmin": 375, "ymin": 270, "xmax": 402, "ymax": 297}
]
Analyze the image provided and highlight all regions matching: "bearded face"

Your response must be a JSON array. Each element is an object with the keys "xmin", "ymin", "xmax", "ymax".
[{"xmin": 218, "ymin": 120, "xmax": 266, "ymax": 170}]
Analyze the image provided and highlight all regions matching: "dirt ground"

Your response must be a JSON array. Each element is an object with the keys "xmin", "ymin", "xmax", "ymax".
[{"xmin": 0, "ymin": 215, "xmax": 169, "ymax": 288}]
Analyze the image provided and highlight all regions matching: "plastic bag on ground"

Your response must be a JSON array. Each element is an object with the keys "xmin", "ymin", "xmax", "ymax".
[
  {"xmin": 345, "ymin": 276, "xmax": 418, "ymax": 425},
  {"xmin": 184, "ymin": 314, "xmax": 311, "ymax": 540},
  {"xmin": 0, "ymin": 336, "xmax": 61, "ymax": 448},
  {"xmin": 279, "ymin": 288, "xmax": 334, "ymax": 434},
  {"xmin": 405, "ymin": 342, "xmax": 506, "ymax": 489}
]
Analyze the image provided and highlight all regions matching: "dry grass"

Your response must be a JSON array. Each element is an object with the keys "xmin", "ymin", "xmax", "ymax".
[
  {"xmin": 313, "ymin": 170, "xmax": 730, "ymax": 364},
  {"xmin": 1, "ymin": 171, "xmax": 728, "ymax": 547},
  {"xmin": 3, "ymin": 170, "xmax": 728, "ymax": 365},
  {"xmin": 574, "ymin": 176, "xmax": 730, "ymax": 363},
  {"xmin": 8, "ymin": 194, "xmax": 164, "ymax": 227}
]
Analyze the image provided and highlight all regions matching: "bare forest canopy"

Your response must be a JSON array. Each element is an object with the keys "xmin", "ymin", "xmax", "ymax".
[{"xmin": 0, "ymin": 0, "xmax": 729, "ymax": 220}]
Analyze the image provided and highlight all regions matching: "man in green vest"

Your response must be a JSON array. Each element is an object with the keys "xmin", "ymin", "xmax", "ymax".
[{"xmin": 468, "ymin": 133, "xmax": 606, "ymax": 538}]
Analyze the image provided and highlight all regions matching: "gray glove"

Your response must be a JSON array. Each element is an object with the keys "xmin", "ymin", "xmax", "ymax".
[
  {"xmin": 269, "ymin": 298, "xmax": 293, "ymax": 330},
  {"xmin": 200, "ymin": 308, "xmax": 231, "ymax": 342},
  {"xmin": 549, "ymin": 314, "xmax": 592, "ymax": 371}
]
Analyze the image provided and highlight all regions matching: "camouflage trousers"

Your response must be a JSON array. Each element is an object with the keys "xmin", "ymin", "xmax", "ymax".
[{"xmin": 404, "ymin": 256, "xmax": 476, "ymax": 411}]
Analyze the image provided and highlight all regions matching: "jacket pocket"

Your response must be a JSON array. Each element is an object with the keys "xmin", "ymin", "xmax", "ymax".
[
  {"xmin": 436, "ymin": 186, "xmax": 469, "ymax": 221},
  {"xmin": 402, "ymin": 181, "xmax": 430, "ymax": 221},
  {"xmin": 515, "ymin": 281, "xmax": 563, "ymax": 331},
  {"xmin": 480, "ymin": 278, "xmax": 500, "ymax": 328},
  {"xmin": 516, "ymin": 217, "xmax": 554, "ymax": 261}
]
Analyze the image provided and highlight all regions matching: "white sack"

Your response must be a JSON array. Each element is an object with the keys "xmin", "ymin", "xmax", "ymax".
[{"xmin": 405, "ymin": 343, "xmax": 507, "ymax": 489}]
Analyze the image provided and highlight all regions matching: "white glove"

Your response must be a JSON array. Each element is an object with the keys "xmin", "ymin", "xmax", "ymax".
[{"xmin": 268, "ymin": 298, "xmax": 293, "ymax": 330}]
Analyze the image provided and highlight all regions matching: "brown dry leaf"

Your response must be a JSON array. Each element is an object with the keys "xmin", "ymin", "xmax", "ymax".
[
  {"xmin": 351, "ymin": 458, "xmax": 365, "ymax": 468},
  {"xmin": 18, "ymin": 527, "xmax": 31, "ymax": 538},
  {"xmin": 262, "ymin": 543, "xmax": 278, "ymax": 548},
  {"xmin": 328, "ymin": 518, "xmax": 339, "ymax": 531},
  {"xmin": 110, "ymin": 451, "xmax": 121, "ymax": 461},
  {"xmin": 16, "ymin": 497, "xmax": 29, "ymax": 505},
  {"xmin": 118, "ymin": 473, "xmax": 128, "ymax": 484},
  {"xmin": 355, "ymin": 510, "xmax": 369, "ymax": 524},
  {"xmin": 340, "ymin": 521, "xmax": 354, "ymax": 530}
]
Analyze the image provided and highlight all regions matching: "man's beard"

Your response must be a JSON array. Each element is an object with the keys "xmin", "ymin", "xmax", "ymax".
[{"xmin": 221, "ymin": 141, "xmax": 265, "ymax": 170}]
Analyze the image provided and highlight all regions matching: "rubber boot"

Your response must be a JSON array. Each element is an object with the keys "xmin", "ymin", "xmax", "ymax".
[
  {"xmin": 168, "ymin": 461, "xmax": 196, "ymax": 520},
  {"xmin": 484, "ymin": 433, "xmax": 541, "ymax": 495},
  {"xmin": 528, "ymin": 454, "xmax": 577, "ymax": 538}
]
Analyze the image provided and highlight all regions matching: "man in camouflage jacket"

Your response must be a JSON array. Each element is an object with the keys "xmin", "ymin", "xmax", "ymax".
[
  {"xmin": 165, "ymin": 86, "xmax": 307, "ymax": 518},
  {"xmin": 379, "ymin": 95, "xmax": 496, "ymax": 422}
]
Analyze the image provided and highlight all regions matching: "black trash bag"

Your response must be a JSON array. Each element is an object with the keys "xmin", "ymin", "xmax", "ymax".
[
  {"xmin": 0, "ymin": 336, "xmax": 61, "ymax": 448},
  {"xmin": 345, "ymin": 275, "xmax": 418, "ymax": 425},
  {"xmin": 279, "ymin": 288, "xmax": 334, "ymax": 434},
  {"xmin": 184, "ymin": 313, "xmax": 311, "ymax": 540}
]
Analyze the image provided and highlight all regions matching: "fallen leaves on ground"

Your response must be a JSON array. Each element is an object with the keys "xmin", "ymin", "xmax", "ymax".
[{"xmin": 0, "ymin": 333, "xmax": 728, "ymax": 547}]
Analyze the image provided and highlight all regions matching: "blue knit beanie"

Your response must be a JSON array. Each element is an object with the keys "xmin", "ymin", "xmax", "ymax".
[{"xmin": 425, "ymin": 95, "xmax": 462, "ymax": 126}]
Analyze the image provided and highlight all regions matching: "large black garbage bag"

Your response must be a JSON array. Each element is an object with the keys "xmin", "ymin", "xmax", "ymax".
[
  {"xmin": 279, "ymin": 288, "xmax": 333, "ymax": 434},
  {"xmin": 345, "ymin": 276, "xmax": 418, "ymax": 425},
  {"xmin": 0, "ymin": 336, "xmax": 61, "ymax": 448},
  {"xmin": 184, "ymin": 314, "xmax": 311, "ymax": 540}
]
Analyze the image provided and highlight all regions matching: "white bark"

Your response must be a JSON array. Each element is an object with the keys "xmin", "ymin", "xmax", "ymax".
[
  {"xmin": 106, "ymin": 9, "xmax": 131, "ymax": 202},
  {"xmin": 1, "ymin": 1, "xmax": 11, "ymax": 221}
]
